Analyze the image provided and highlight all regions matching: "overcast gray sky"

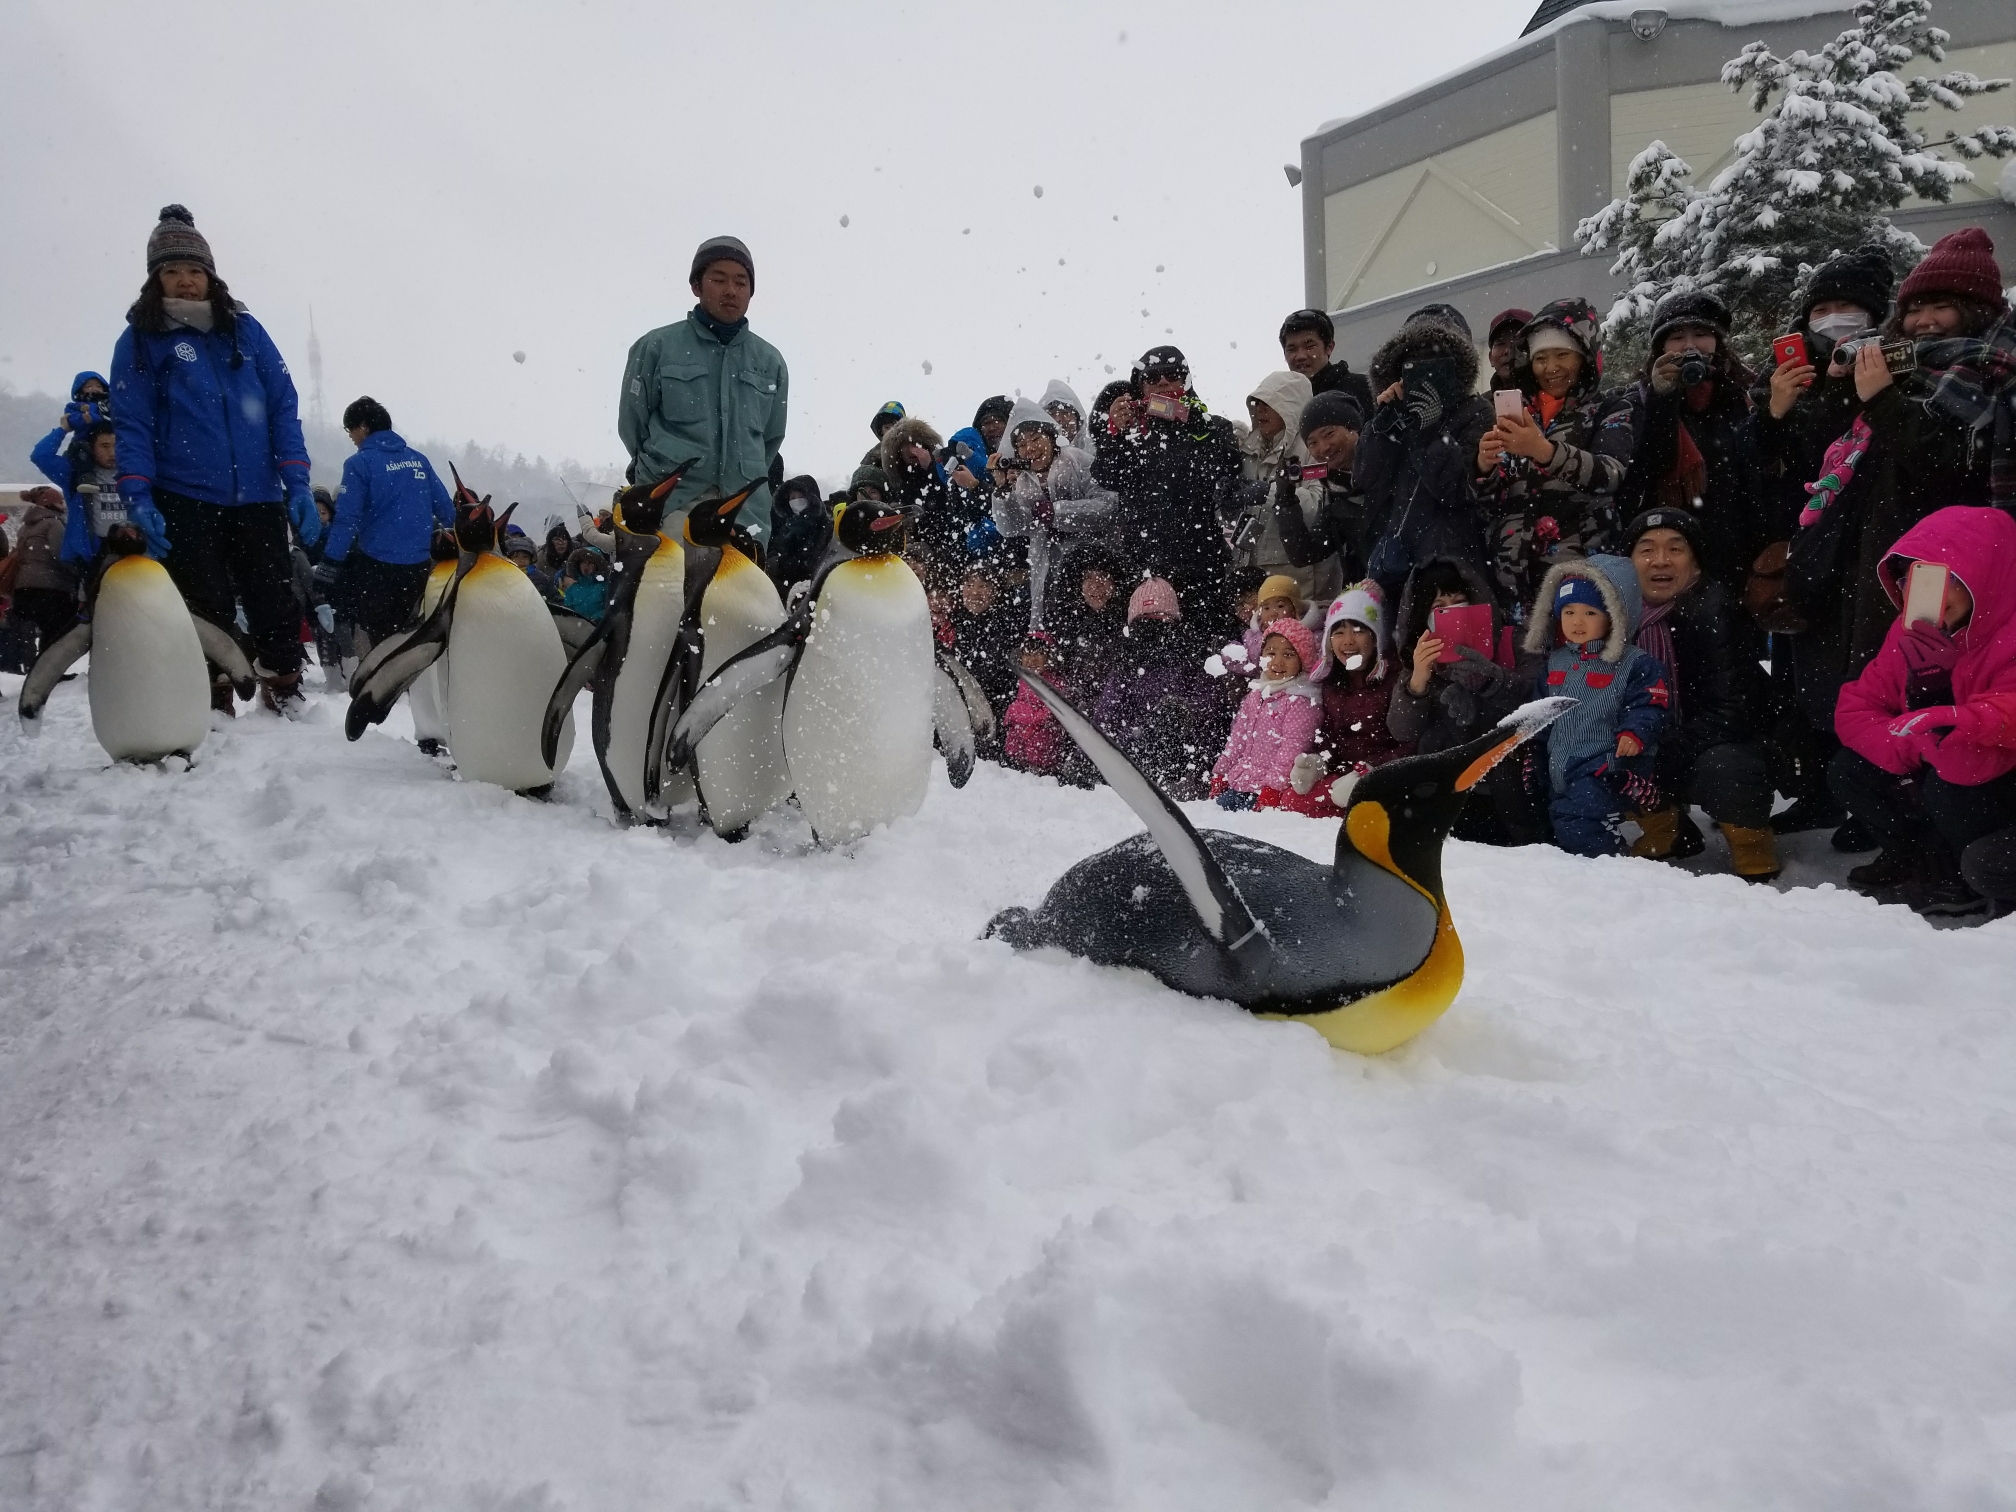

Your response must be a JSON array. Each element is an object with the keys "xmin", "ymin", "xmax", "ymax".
[{"xmin": 2, "ymin": 0, "xmax": 1517, "ymax": 490}]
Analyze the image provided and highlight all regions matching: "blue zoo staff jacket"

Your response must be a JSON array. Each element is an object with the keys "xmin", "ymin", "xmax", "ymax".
[
  {"xmin": 325, "ymin": 431, "xmax": 456, "ymax": 565},
  {"xmin": 109, "ymin": 306, "xmax": 311, "ymax": 507}
]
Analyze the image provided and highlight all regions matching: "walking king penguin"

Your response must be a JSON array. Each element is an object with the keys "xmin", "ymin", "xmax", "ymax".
[
  {"xmin": 17, "ymin": 527, "xmax": 255, "ymax": 762},
  {"xmin": 668, "ymin": 498, "xmax": 994, "ymax": 846},
  {"xmin": 346, "ymin": 482, "xmax": 577, "ymax": 795},
  {"xmin": 408, "ymin": 528, "xmax": 461, "ymax": 757},
  {"xmin": 986, "ymin": 674, "xmax": 1573, "ymax": 1054}
]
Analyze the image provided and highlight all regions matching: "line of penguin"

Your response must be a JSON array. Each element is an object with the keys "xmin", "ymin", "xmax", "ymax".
[
  {"xmin": 343, "ymin": 465, "xmax": 994, "ymax": 843},
  {"xmin": 11, "ymin": 477, "xmax": 1572, "ymax": 1058}
]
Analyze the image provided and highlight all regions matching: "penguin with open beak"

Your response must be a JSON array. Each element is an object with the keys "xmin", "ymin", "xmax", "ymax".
[{"xmin": 986, "ymin": 676, "xmax": 1574, "ymax": 1054}]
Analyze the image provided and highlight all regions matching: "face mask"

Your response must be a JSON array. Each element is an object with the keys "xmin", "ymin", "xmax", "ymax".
[{"xmin": 1809, "ymin": 312, "xmax": 1867, "ymax": 345}]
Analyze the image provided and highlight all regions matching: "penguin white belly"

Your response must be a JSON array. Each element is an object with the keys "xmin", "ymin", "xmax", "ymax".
[
  {"xmin": 694, "ymin": 545, "xmax": 791, "ymax": 832},
  {"xmin": 410, "ymin": 563, "xmax": 456, "ymax": 749},
  {"xmin": 605, "ymin": 539, "xmax": 685, "ymax": 814},
  {"xmin": 88, "ymin": 556, "xmax": 212, "ymax": 761},
  {"xmin": 445, "ymin": 557, "xmax": 573, "ymax": 790},
  {"xmin": 783, "ymin": 558, "xmax": 935, "ymax": 844}
]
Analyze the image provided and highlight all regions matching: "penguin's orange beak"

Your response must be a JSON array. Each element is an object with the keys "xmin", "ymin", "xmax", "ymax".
[{"xmin": 1455, "ymin": 731, "xmax": 1523, "ymax": 792}]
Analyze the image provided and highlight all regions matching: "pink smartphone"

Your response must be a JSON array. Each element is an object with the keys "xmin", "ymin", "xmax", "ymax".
[
  {"xmin": 1903, "ymin": 560, "xmax": 1949, "ymax": 628},
  {"xmin": 1144, "ymin": 394, "xmax": 1184, "ymax": 422},
  {"xmin": 1493, "ymin": 389, "xmax": 1525, "ymax": 421},
  {"xmin": 1432, "ymin": 603, "xmax": 1493, "ymax": 664}
]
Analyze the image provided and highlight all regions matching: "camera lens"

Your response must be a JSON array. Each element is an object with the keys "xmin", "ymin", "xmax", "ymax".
[{"xmin": 1677, "ymin": 353, "xmax": 1709, "ymax": 387}]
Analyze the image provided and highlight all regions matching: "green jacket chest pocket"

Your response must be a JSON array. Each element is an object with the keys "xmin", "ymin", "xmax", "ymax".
[
  {"xmin": 732, "ymin": 367, "xmax": 779, "ymax": 430},
  {"xmin": 658, "ymin": 362, "xmax": 712, "ymax": 425}
]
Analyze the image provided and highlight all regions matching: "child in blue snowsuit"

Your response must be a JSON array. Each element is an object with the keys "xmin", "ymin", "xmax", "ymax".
[{"xmin": 1520, "ymin": 554, "xmax": 1670, "ymax": 856}]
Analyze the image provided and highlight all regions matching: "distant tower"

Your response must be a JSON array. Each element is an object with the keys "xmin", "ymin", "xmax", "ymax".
[{"xmin": 306, "ymin": 308, "xmax": 327, "ymax": 432}]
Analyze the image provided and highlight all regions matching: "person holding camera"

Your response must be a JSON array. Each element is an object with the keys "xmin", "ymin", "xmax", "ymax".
[
  {"xmin": 1612, "ymin": 289, "xmax": 1760, "ymax": 594},
  {"xmin": 1475, "ymin": 298, "xmax": 1635, "ymax": 614},
  {"xmin": 1091, "ymin": 346, "xmax": 1242, "ymax": 625},
  {"xmin": 1270, "ymin": 390, "xmax": 1370, "ymax": 598},
  {"xmin": 989, "ymin": 399, "xmax": 1117, "ymax": 632}
]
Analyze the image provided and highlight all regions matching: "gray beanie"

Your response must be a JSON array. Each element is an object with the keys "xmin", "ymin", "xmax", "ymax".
[
  {"xmin": 147, "ymin": 205, "xmax": 214, "ymax": 273},
  {"xmin": 689, "ymin": 235, "xmax": 754, "ymax": 290}
]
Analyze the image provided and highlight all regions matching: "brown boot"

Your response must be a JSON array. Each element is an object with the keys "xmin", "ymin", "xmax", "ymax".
[
  {"xmin": 1718, "ymin": 823, "xmax": 1782, "ymax": 883},
  {"xmin": 210, "ymin": 675, "xmax": 238, "ymax": 717},
  {"xmin": 1631, "ymin": 807, "xmax": 1679, "ymax": 859},
  {"xmin": 259, "ymin": 669, "xmax": 306, "ymax": 718}
]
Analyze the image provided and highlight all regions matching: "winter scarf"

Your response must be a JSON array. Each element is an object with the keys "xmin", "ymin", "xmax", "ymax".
[
  {"xmin": 1634, "ymin": 598, "xmax": 1682, "ymax": 725},
  {"xmin": 1800, "ymin": 414, "xmax": 1874, "ymax": 529}
]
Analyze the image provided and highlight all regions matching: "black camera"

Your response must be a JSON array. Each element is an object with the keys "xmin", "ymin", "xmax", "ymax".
[{"xmin": 1676, "ymin": 352, "xmax": 1711, "ymax": 387}]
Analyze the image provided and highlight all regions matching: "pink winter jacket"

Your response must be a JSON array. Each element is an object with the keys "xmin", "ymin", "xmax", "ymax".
[
  {"xmin": 1212, "ymin": 677, "xmax": 1323, "ymax": 795},
  {"xmin": 1004, "ymin": 679, "xmax": 1067, "ymax": 773},
  {"xmin": 1836, "ymin": 507, "xmax": 2016, "ymax": 785}
]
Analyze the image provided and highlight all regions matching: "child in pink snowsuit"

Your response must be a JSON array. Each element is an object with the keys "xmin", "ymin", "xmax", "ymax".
[
  {"xmin": 1211, "ymin": 615, "xmax": 1323, "ymax": 810},
  {"xmin": 1003, "ymin": 633, "xmax": 1069, "ymax": 775}
]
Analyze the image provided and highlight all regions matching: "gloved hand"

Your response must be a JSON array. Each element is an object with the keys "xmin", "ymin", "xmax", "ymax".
[
  {"xmin": 118, "ymin": 476, "xmax": 172, "ymax": 559},
  {"xmin": 1899, "ymin": 622, "xmax": 1961, "ymax": 678},
  {"xmin": 964, "ymin": 516, "xmax": 1001, "ymax": 555},
  {"xmin": 1402, "ymin": 381, "xmax": 1445, "ymax": 434},
  {"xmin": 1289, "ymin": 751, "xmax": 1328, "ymax": 795},
  {"xmin": 315, "ymin": 603, "xmax": 336, "ymax": 634},
  {"xmin": 311, "ymin": 560, "xmax": 343, "ymax": 590},
  {"xmin": 287, "ymin": 485, "xmax": 323, "ymax": 549},
  {"xmin": 65, "ymin": 399, "xmax": 110, "ymax": 431}
]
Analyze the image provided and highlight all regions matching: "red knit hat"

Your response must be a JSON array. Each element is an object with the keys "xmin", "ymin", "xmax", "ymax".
[
  {"xmin": 1258, "ymin": 616, "xmax": 1316, "ymax": 672},
  {"xmin": 1896, "ymin": 228, "xmax": 2008, "ymax": 312},
  {"xmin": 1126, "ymin": 577, "xmax": 1181, "ymax": 623}
]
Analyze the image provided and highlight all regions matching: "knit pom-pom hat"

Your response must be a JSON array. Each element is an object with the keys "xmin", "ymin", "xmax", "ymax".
[
  {"xmin": 1258, "ymin": 615, "xmax": 1316, "ymax": 674},
  {"xmin": 147, "ymin": 204, "xmax": 213, "ymax": 273}
]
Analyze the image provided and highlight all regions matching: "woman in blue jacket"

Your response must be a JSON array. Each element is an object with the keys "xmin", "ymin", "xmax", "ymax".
[
  {"xmin": 110, "ymin": 205, "xmax": 320, "ymax": 714},
  {"xmin": 319, "ymin": 395, "xmax": 455, "ymax": 651}
]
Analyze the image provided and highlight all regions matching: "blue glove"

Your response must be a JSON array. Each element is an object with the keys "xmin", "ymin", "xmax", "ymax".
[
  {"xmin": 287, "ymin": 485, "xmax": 323, "ymax": 549},
  {"xmin": 964, "ymin": 516, "xmax": 1002, "ymax": 555},
  {"xmin": 119, "ymin": 476, "xmax": 173, "ymax": 560},
  {"xmin": 315, "ymin": 603, "xmax": 336, "ymax": 634}
]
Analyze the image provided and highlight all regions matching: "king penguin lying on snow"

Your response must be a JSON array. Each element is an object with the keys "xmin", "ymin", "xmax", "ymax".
[
  {"xmin": 17, "ymin": 526, "xmax": 255, "ymax": 762},
  {"xmin": 666, "ymin": 498, "xmax": 994, "ymax": 845},
  {"xmin": 986, "ymin": 673, "xmax": 1573, "ymax": 1054},
  {"xmin": 345, "ymin": 477, "xmax": 592, "ymax": 795}
]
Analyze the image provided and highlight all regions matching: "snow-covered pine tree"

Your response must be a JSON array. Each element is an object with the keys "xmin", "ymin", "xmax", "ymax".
[{"xmin": 1577, "ymin": 0, "xmax": 2016, "ymax": 352}]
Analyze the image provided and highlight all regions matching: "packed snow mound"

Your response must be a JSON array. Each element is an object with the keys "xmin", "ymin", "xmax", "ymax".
[{"xmin": 4, "ymin": 676, "xmax": 2016, "ymax": 1509}]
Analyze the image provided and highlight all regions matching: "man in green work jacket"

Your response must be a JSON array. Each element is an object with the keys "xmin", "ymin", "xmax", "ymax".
[{"xmin": 618, "ymin": 235, "xmax": 788, "ymax": 544}]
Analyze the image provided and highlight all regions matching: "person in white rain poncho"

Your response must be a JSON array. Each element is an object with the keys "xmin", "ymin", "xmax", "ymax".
[
  {"xmin": 1228, "ymin": 369, "xmax": 1337, "ymax": 606},
  {"xmin": 989, "ymin": 398, "xmax": 1117, "ymax": 631},
  {"xmin": 1038, "ymin": 379, "xmax": 1094, "ymax": 462}
]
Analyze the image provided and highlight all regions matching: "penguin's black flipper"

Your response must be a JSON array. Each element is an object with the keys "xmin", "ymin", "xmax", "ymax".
[
  {"xmin": 1015, "ymin": 670, "xmax": 1272, "ymax": 968},
  {"xmin": 344, "ymin": 570, "xmax": 467, "ymax": 741},
  {"xmin": 931, "ymin": 648, "xmax": 993, "ymax": 790},
  {"xmin": 188, "ymin": 614, "xmax": 257, "ymax": 699},
  {"xmin": 663, "ymin": 625, "xmax": 805, "ymax": 773},
  {"xmin": 17, "ymin": 622, "xmax": 93, "ymax": 731},
  {"xmin": 641, "ymin": 623, "xmax": 701, "ymax": 810},
  {"xmin": 540, "ymin": 632, "xmax": 609, "ymax": 770}
]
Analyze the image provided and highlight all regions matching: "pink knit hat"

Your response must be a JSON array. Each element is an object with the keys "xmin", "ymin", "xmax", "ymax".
[
  {"xmin": 1896, "ymin": 228, "xmax": 2008, "ymax": 312},
  {"xmin": 1258, "ymin": 615, "xmax": 1316, "ymax": 672},
  {"xmin": 1126, "ymin": 577, "xmax": 1182, "ymax": 622}
]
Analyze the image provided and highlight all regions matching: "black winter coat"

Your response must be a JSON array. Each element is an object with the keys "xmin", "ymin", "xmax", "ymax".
[
  {"xmin": 1309, "ymin": 360, "xmax": 1375, "ymax": 415},
  {"xmin": 767, "ymin": 474, "xmax": 832, "ymax": 593},
  {"xmin": 1651, "ymin": 577, "xmax": 1769, "ymax": 781},
  {"xmin": 1614, "ymin": 371, "xmax": 1761, "ymax": 590},
  {"xmin": 1091, "ymin": 399, "xmax": 1242, "ymax": 623},
  {"xmin": 1271, "ymin": 469, "xmax": 1369, "ymax": 584}
]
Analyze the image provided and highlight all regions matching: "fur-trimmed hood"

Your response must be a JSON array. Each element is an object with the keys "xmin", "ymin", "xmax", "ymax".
[
  {"xmin": 878, "ymin": 415, "xmax": 944, "ymax": 477},
  {"xmin": 1516, "ymin": 297, "xmax": 1605, "ymax": 398},
  {"xmin": 1521, "ymin": 554, "xmax": 1642, "ymax": 663},
  {"xmin": 1369, "ymin": 317, "xmax": 1480, "ymax": 395},
  {"xmin": 1394, "ymin": 554, "xmax": 1502, "ymax": 660}
]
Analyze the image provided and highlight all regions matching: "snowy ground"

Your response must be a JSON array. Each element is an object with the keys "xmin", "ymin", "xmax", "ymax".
[{"xmin": 4, "ymin": 669, "xmax": 2016, "ymax": 1512}]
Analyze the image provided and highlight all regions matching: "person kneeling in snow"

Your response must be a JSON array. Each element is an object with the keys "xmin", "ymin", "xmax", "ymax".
[
  {"xmin": 1523, "ymin": 556, "xmax": 1670, "ymax": 856},
  {"xmin": 1830, "ymin": 507, "xmax": 2016, "ymax": 920},
  {"xmin": 1285, "ymin": 582, "xmax": 1416, "ymax": 814},
  {"xmin": 1210, "ymin": 615, "xmax": 1322, "ymax": 811}
]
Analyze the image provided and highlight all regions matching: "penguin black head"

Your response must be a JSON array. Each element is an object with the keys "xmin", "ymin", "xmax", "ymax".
[
  {"xmin": 454, "ymin": 498, "xmax": 498, "ymax": 553},
  {"xmin": 613, "ymin": 456, "xmax": 701, "ymax": 538},
  {"xmin": 1334, "ymin": 697, "xmax": 1574, "ymax": 904},
  {"xmin": 684, "ymin": 479, "xmax": 765, "ymax": 551},
  {"xmin": 428, "ymin": 528, "xmax": 460, "ymax": 563},
  {"xmin": 836, "ymin": 498, "xmax": 910, "ymax": 555},
  {"xmin": 100, "ymin": 523, "xmax": 148, "ymax": 559}
]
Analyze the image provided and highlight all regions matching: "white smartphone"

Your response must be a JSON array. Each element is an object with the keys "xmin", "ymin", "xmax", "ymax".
[
  {"xmin": 1493, "ymin": 389, "xmax": 1525, "ymax": 422},
  {"xmin": 1903, "ymin": 560, "xmax": 1949, "ymax": 629}
]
